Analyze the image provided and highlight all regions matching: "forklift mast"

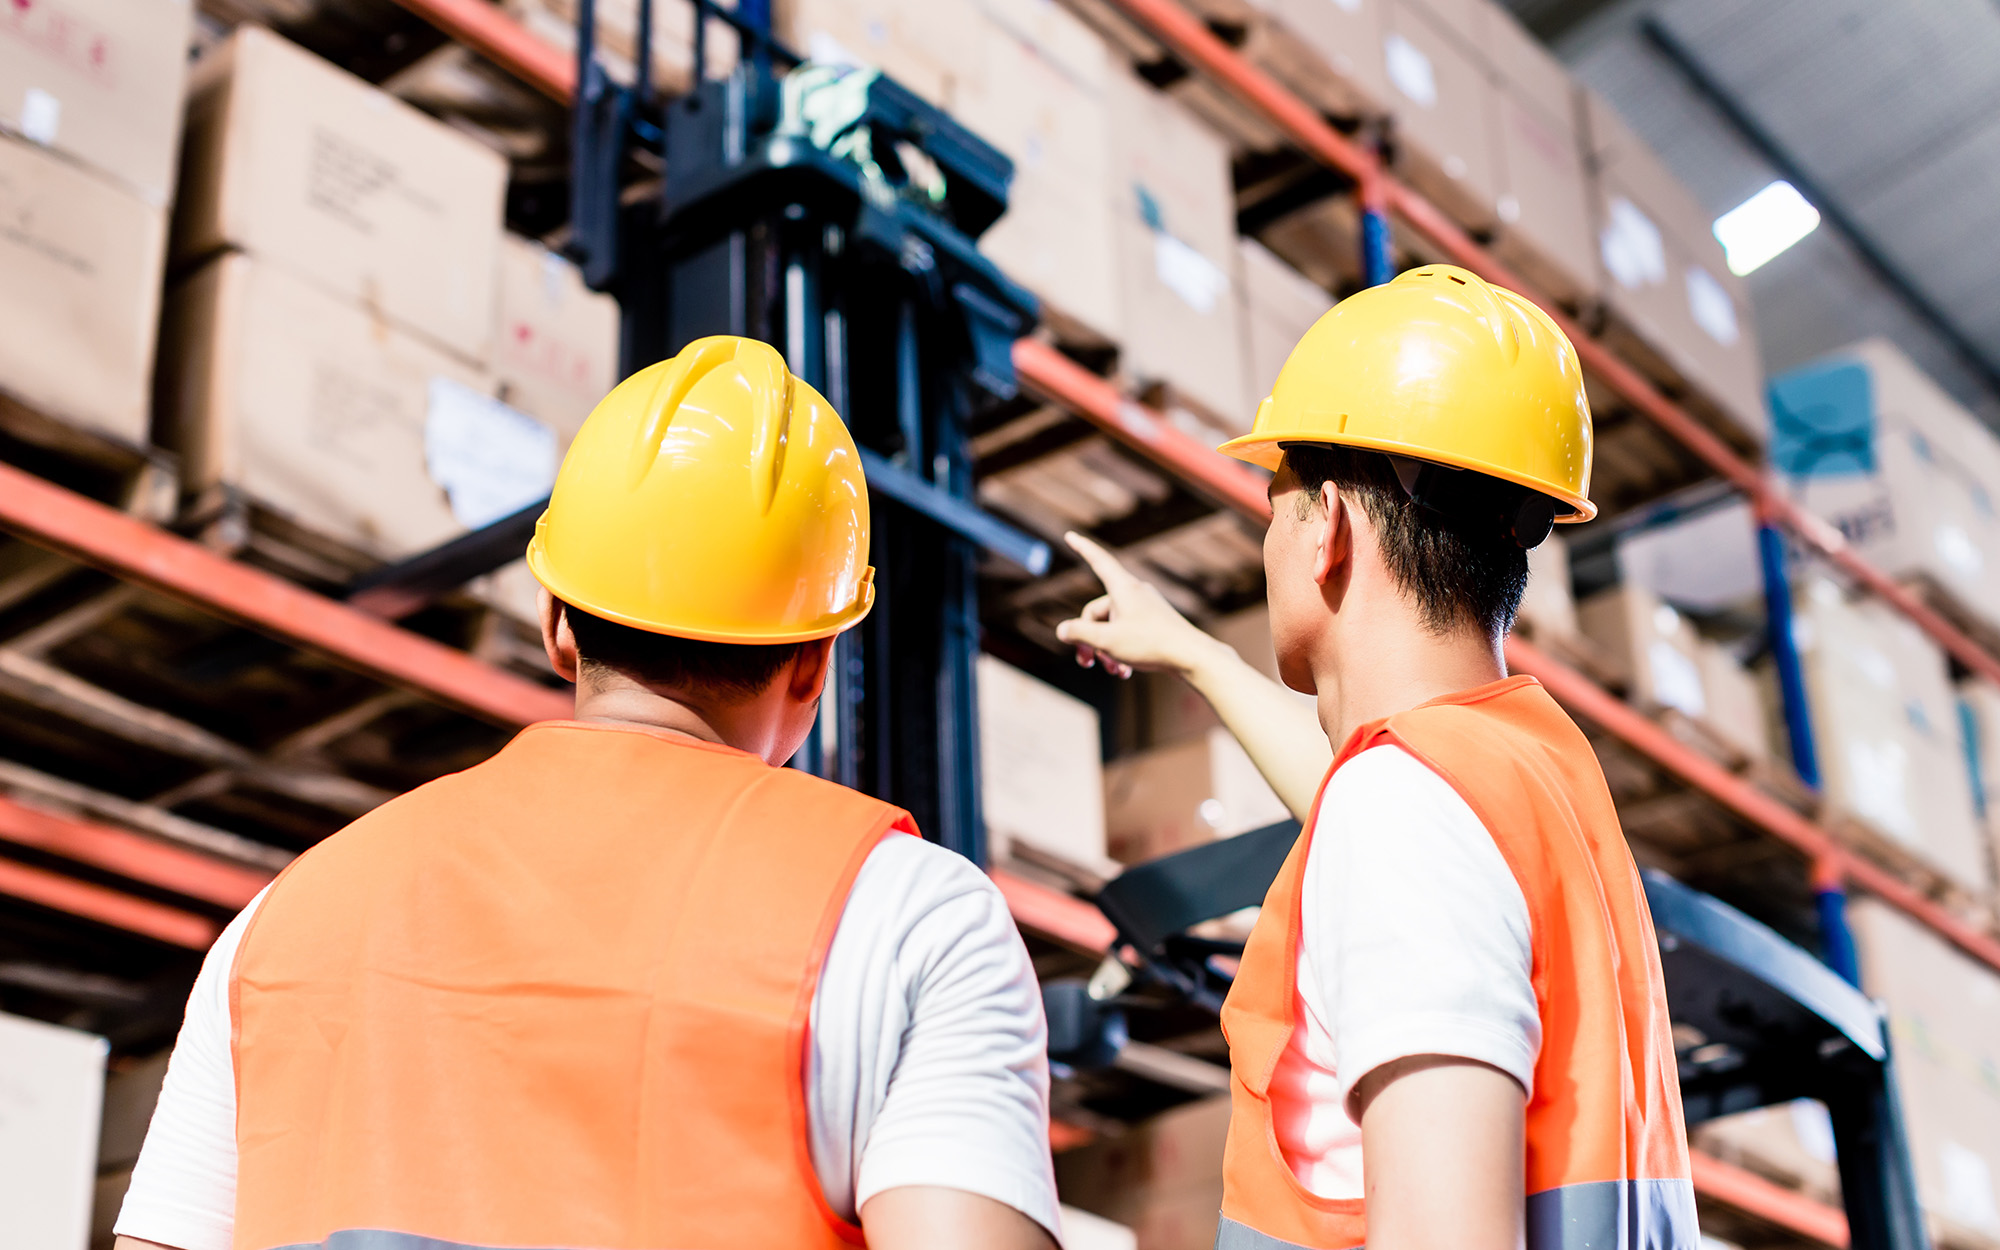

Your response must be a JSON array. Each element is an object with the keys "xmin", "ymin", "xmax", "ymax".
[{"xmin": 568, "ymin": 0, "xmax": 1044, "ymax": 861}]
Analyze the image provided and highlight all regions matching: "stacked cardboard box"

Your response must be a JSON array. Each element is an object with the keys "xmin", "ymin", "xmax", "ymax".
[
  {"xmin": 1056, "ymin": 1095, "xmax": 1231, "ymax": 1250},
  {"xmin": 1243, "ymin": 0, "xmax": 1391, "ymax": 122},
  {"xmin": 977, "ymin": 654, "xmax": 1113, "ymax": 875},
  {"xmin": 1957, "ymin": 679, "xmax": 2000, "ymax": 884},
  {"xmin": 1691, "ymin": 1099, "xmax": 1841, "ymax": 1207},
  {"xmin": 1107, "ymin": 66, "xmax": 1249, "ymax": 434},
  {"xmin": 1580, "ymin": 90, "xmax": 1765, "ymax": 444},
  {"xmin": 1478, "ymin": 4, "xmax": 1594, "ymax": 307},
  {"xmin": 1793, "ymin": 578, "xmax": 1988, "ymax": 896},
  {"xmin": 1378, "ymin": 0, "xmax": 1502, "ymax": 232},
  {"xmin": 0, "ymin": 1010, "xmax": 105, "ymax": 1250},
  {"xmin": 780, "ymin": 0, "xmax": 977, "ymax": 107},
  {"xmin": 1579, "ymin": 582, "xmax": 1768, "ymax": 765},
  {"xmin": 1770, "ymin": 339, "xmax": 2000, "ymax": 633},
  {"xmin": 0, "ymin": 0, "xmax": 190, "ymax": 449},
  {"xmin": 955, "ymin": 0, "xmax": 1123, "ymax": 343},
  {"xmin": 1237, "ymin": 238, "xmax": 1333, "ymax": 415},
  {"xmin": 509, "ymin": 0, "xmax": 738, "ymax": 100},
  {"xmin": 157, "ymin": 27, "xmax": 543, "ymax": 561},
  {"xmin": 1850, "ymin": 899, "xmax": 2000, "ymax": 1244},
  {"xmin": 1104, "ymin": 725, "xmax": 1292, "ymax": 864}
]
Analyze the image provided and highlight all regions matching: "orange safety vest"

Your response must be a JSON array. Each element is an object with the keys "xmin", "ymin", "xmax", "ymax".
[
  {"xmin": 1217, "ymin": 676, "xmax": 1695, "ymax": 1250},
  {"xmin": 229, "ymin": 720, "xmax": 915, "ymax": 1250}
]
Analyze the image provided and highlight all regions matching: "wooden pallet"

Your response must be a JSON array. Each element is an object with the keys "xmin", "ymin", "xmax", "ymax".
[{"xmin": 1821, "ymin": 810, "xmax": 1995, "ymax": 930}]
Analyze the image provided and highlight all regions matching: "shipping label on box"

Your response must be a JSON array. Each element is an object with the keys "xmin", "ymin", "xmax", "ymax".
[
  {"xmin": 0, "ymin": 0, "xmax": 191, "ymax": 204},
  {"xmin": 0, "ymin": 131, "xmax": 166, "ymax": 448},
  {"xmin": 174, "ymin": 26, "xmax": 507, "ymax": 364}
]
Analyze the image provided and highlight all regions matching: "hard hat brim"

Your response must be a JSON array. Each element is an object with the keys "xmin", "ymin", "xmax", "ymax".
[
  {"xmin": 526, "ymin": 542, "xmax": 878, "ymax": 644},
  {"xmin": 1216, "ymin": 432, "xmax": 1598, "ymax": 523}
]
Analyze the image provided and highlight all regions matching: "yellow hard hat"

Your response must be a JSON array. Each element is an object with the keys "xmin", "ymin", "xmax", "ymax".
[
  {"xmin": 525, "ymin": 335, "xmax": 875, "ymax": 644},
  {"xmin": 1219, "ymin": 264, "xmax": 1595, "ymax": 523}
]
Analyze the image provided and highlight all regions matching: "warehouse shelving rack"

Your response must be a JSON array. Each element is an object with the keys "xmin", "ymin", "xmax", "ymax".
[{"xmin": 0, "ymin": 0, "xmax": 1992, "ymax": 1242}]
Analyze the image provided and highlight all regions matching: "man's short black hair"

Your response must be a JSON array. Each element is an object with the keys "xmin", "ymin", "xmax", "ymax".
[
  {"xmin": 1283, "ymin": 445, "xmax": 1529, "ymax": 637},
  {"xmin": 561, "ymin": 601, "xmax": 804, "ymax": 700}
]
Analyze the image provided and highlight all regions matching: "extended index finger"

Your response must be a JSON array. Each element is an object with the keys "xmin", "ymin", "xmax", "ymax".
[{"xmin": 1064, "ymin": 531, "xmax": 1140, "ymax": 593}]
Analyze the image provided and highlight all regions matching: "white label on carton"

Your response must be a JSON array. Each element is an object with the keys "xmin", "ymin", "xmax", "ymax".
[
  {"xmin": 1940, "ymin": 1140, "xmax": 2000, "ymax": 1235},
  {"xmin": 1935, "ymin": 523, "xmax": 1983, "ymax": 578},
  {"xmin": 1787, "ymin": 1099, "xmax": 1837, "ymax": 1164},
  {"xmin": 1846, "ymin": 736, "xmax": 1913, "ymax": 844},
  {"xmin": 1685, "ymin": 265, "xmax": 1741, "ymax": 346},
  {"xmin": 1383, "ymin": 33, "xmax": 1437, "ymax": 109},
  {"xmin": 1154, "ymin": 232, "xmax": 1228, "ymax": 315},
  {"xmin": 1330, "ymin": 0, "xmax": 1364, "ymax": 11},
  {"xmin": 424, "ymin": 378, "xmax": 559, "ymax": 530},
  {"xmin": 19, "ymin": 87, "xmax": 59, "ymax": 146},
  {"xmin": 1852, "ymin": 644, "xmax": 1896, "ymax": 691},
  {"xmin": 807, "ymin": 30, "xmax": 865, "ymax": 70},
  {"xmin": 1647, "ymin": 639, "xmax": 1706, "ymax": 719},
  {"xmin": 1601, "ymin": 198, "xmax": 1667, "ymax": 290}
]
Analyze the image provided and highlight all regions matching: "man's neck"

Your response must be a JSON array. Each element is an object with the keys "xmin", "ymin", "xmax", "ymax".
[
  {"xmin": 1311, "ymin": 612, "xmax": 1507, "ymax": 749},
  {"xmin": 571, "ymin": 682, "xmax": 736, "ymax": 750}
]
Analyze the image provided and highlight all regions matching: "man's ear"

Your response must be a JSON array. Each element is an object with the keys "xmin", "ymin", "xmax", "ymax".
[
  {"xmin": 1311, "ymin": 482, "xmax": 1351, "ymax": 588},
  {"xmin": 539, "ymin": 588, "xmax": 581, "ymax": 683},
  {"xmin": 787, "ymin": 635, "xmax": 837, "ymax": 703}
]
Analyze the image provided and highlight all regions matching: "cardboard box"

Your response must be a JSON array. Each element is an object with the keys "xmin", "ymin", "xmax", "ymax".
[
  {"xmin": 1515, "ymin": 533, "xmax": 1578, "ymax": 642},
  {"xmin": 1694, "ymin": 641, "xmax": 1768, "ymax": 765},
  {"xmin": 779, "ymin": 0, "xmax": 980, "ymax": 106},
  {"xmin": 509, "ymin": 0, "xmax": 738, "ymax": 99},
  {"xmin": 1379, "ymin": 0, "xmax": 1500, "ymax": 231},
  {"xmin": 156, "ymin": 253, "xmax": 561, "ymax": 560},
  {"xmin": 495, "ymin": 234, "xmax": 620, "ymax": 446},
  {"xmin": 173, "ymin": 26, "xmax": 508, "ymax": 363},
  {"xmin": 1850, "ymin": 899, "xmax": 2000, "ymax": 1244},
  {"xmin": 0, "ymin": 1011, "xmax": 106, "ymax": 1250},
  {"xmin": 1237, "ymin": 238, "xmax": 1332, "ymax": 414},
  {"xmin": 1244, "ymin": 0, "xmax": 1390, "ymax": 119},
  {"xmin": 0, "ymin": 0, "xmax": 191, "ymax": 204},
  {"xmin": 977, "ymin": 654, "xmax": 1111, "ymax": 872},
  {"xmin": 1057, "ymin": 1095, "xmax": 1230, "ymax": 1250},
  {"xmin": 1581, "ymin": 88, "xmax": 1764, "ymax": 443},
  {"xmin": 1771, "ymin": 339, "xmax": 2000, "ymax": 632},
  {"xmin": 957, "ymin": 0, "xmax": 1123, "ymax": 342},
  {"xmin": 1691, "ymin": 1100, "xmax": 1841, "ymax": 1205},
  {"xmin": 0, "ymin": 131, "xmax": 167, "ymax": 448},
  {"xmin": 1478, "ymin": 8, "xmax": 1593, "ymax": 306},
  {"xmin": 1578, "ymin": 583, "xmax": 1708, "ymax": 720},
  {"xmin": 1105, "ymin": 726, "xmax": 1290, "ymax": 863},
  {"xmin": 1959, "ymin": 679, "xmax": 2000, "ymax": 858},
  {"xmin": 1108, "ymin": 67, "xmax": 1248, "ymax": 431},
  {"xmin": 1793, "ymin": 578, "xmax": 1987, "ymax": 894}
]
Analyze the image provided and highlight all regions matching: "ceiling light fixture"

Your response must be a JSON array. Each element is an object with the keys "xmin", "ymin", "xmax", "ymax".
[{"xmin": 1713, "ymin": 180, "xmax": 1821, "ymax": 276}]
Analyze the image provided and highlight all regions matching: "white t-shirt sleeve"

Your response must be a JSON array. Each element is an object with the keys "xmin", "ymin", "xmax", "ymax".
[
  {"xmin": 808, "ymin": 834, "xmax": 1059, "ymax": 1239},
  {"xmin": 1307, "ymin": 745, "xmax": 1539, "ymax": 1117},
  {"xmin": 114, "ymin": 887, "xmax": 268, "ymax": 1250}
]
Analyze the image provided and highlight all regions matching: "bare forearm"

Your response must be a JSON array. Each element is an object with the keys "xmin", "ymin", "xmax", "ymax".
[
  {"xmin": 1181, "ymin": 634, "xmax": 1333, "ymax": 822},
  {"xmin": 861, "ymin": 1185, "xmax": 1057, "ymax": 1250}
]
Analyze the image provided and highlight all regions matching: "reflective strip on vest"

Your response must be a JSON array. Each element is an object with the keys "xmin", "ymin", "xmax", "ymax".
[
  {"xmin": 1213, "ymin": 1179, "xmax": 1701, "ymax": 1250},
  {"xmin": 269, "ymin": 1235, "xmax": 535, "ymax": 1250},
  {"xmin": 1526, "ymin": 1178, "xmax": 1700, "ymax": 1250}
]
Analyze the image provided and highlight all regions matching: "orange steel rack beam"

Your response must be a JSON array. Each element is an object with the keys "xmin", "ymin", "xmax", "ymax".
[
  {"xmin": 0, "ymin": 793, "xmax": 273, "ymax": 911},
  {"xmin": 0, "ymin": 856, "xmax": 219, "ymax": 950},
  {"xmin": 0, "ymin": 463, "xmax": 572, "ymax": 729}
]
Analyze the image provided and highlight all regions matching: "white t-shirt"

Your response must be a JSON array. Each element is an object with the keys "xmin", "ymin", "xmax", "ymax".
[
  {"xmin": 115, "ymin": 834, "xmax": 1061, "ymax": 1250},
  {"xmin": 1269, "ymin": 744, "xmax": 1541, "ymax": 1199}
]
